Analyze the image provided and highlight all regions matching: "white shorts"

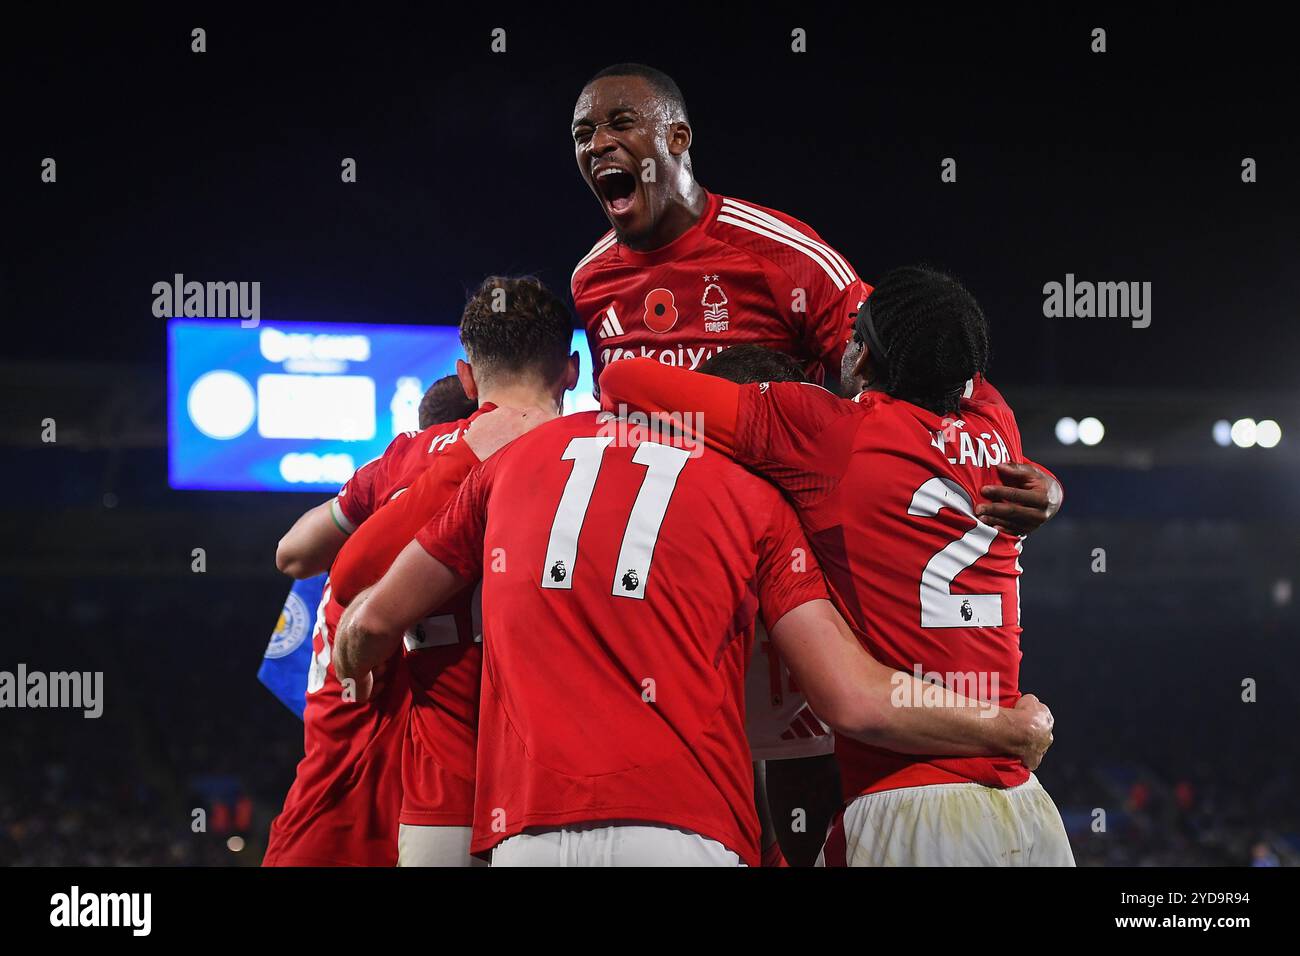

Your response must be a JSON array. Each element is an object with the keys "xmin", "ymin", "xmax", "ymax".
[
  {"xmin": 817, "ymin": 774, "xmax": 1075, "ymax": 867},
  {"xmin": 397, "ymin": 824, "xmax": 488, "ymax": 867},
  {"xmin": 491, "ymin": 823, "xmax": 744, "ymax": 867}
]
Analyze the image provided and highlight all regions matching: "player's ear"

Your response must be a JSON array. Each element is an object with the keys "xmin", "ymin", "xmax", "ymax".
[
  {"xmin": 456, "ymin": 358, "xmax": 479, "ymax": 402},
  {"xmin": 565, "ymin": 352, "xmax": 580, "ymax": 392},
  {"xmin": 668, "ymin": 121, "xmax": 692, "ymax": 157},
  {"xmin": 853, "ymin": 345, "xmax": 872, "ymax": 383}
]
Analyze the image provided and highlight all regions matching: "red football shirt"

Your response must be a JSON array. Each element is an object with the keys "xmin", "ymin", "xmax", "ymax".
[
  {"xmin": 417, "ymin": 411, "xmax": 828, "ymax": 865},
  {"xmin": 334, "ymin": 414, "xmax": 486, "ymax": 531},
  {"xmin": 572, "ymin": 191, "xmax": 870, "ymax": 391},
  {"xmin": 264, "ymin": 410, "xmax": 489, "ymax": 864},
  {"xmin": 599, "ymin": 361, "xmax": 1045, "ymax": 799},
  {"xmin": 330, "ymin": 423, "xmax": 488, "ymax": 828},
  {"xmin": 262, "ymin": 580, "xmax": 410, "ymax": 866}
]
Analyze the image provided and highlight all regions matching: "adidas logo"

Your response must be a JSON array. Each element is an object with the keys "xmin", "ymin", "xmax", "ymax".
[{"xmin": 597, "ymin": 304, "xmax": 625, "ymax": 339}]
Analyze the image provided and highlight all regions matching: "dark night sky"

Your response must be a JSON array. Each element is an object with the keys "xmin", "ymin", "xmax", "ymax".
[{"xmin": 4, "ymin": 6, "xmax": 1297, "ymax": 390}]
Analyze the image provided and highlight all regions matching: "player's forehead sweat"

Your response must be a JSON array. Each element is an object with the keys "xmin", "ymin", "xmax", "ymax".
[{"xmin": 575, "ymin": 76, "xmax": 681, "ymax": 134}]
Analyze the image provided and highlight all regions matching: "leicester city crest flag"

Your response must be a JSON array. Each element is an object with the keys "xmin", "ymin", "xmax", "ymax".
[{"xmin": 257, "ymin": 574, "xmax": 325, "ymax": 719}]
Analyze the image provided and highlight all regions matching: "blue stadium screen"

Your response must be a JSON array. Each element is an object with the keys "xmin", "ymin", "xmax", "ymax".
[{"xmin": 167, "ymin": 319, "xmax": 598, "ymax": 492}]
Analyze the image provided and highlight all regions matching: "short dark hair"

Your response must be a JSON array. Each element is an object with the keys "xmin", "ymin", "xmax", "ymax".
[
  {"xmin": 861, "ymin": 266, "xmax": 991, "ymax": 415},
  {"xmin": 699, "ymin": 345, "xmax": 809, "ymax": 385},
  {"xmin": 459, "ymin": 276, "xmax": 574, "ymax": 386},
  {"xmin": 419, "ymin": 374, "xmax": 476, "ymax": 428},
  {"xmin": 586, "ymin": 63, "xmax": 689, "ymax": 123}
]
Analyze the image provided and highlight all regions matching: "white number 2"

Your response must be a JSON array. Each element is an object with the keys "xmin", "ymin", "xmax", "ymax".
[
  {"xmin": 540, "ymin": 436, "xmax": 690, "ymax": 600},
  {"xmin": 907, "ymin": 477, "xmax": 1003, "ymax": 628}
]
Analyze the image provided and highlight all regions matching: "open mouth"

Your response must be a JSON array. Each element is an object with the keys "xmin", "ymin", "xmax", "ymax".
[{"xmin": 594, "ymin": 166, "xmax": 638, "ymax": 216}]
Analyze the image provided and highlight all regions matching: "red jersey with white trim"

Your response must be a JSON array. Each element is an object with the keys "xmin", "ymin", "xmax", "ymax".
[
  {"xmin": 572, "ymin": 192, "xmax": 870, "ymax": 391},
  {"xmin": 334, "ymin": 418, "xmax": 480, "ymax": 531},
  {"xmin": 598, "ymin": 361, "xmax": 1040, "ymax": 799},
  {"xmin": 416, "ymin": 411, "xmax": 829, "ymax": 865},
  {"xmin": 264, "ymin": 411, "xmax": 490, "ymax": 864},
  {"xmin": 263, "ymin": 580, "xmax": 409, "ymax": 866},
  {"xmin": 733, "ymin": 380, "xmax": 1028, "ymax": 796},
  {"xmin": 330, "ymin": 422, "xmax": 488, "ymax": 828}
]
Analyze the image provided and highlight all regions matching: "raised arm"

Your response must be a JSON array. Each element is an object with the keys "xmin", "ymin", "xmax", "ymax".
[
  {"xmin": 331, "ymin": 402, "xmax": 555, "ymax": 605},
  {"xmin": 275, "ymin": 499, "xmax": 350, "ymax": 579},
  {"xmin": 275, "ymin": 432, "xmax": 408, "ymax": 578},
  {"xmin": 769, "ymin": 599, "xmax": 1054, "ymax": 769},
  {"xmin": 599, "ymin": 359, "xmax": 742, "ymax": 455},
  {"xmin": 330, "ymin": 440, "xmax": 479, "ymax": 607},
  {"xmin": 336, "ymin": 453, "xmax": 495, "ymax": 687},
  {"xmin": 333, "ymin": 541, "xmax": 470, "ymax": 684}
]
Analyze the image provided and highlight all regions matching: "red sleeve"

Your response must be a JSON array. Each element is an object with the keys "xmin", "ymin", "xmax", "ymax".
[
  {"xmin": 963, "ymin": 374, "xmax": 1008, "ymax": 411},
  {"xmin": 335, "ymin": 431, "xmax": 417, "ymax": 528},
  {"xmin": 754, "ymin": 496, "xmax": 830, "ymax": 629},
  {"xmin": 599, "ymin": 359, "xmax": 742, "ymax": 453},
  {"xmin": 599, "ymin": 360, "xmax": 858, "ymax": 506},
  {"xmin": 738, "ymin": 210, "xmax": 870, "ymax": 383},
  {"xmin": 415, "ymin": 459, "xmax": 495, "ymax": 583},
  {"xmin": 730, "ymin": 381, "xmax": 860, "ymax": 508},
  {"xmin": 961, "ymin": 375, "xmax": 1023, "ymax": 449},
  {"xmin": 805, "ymin": 278, "xmax": 872, "ymax": 382},
  {"xmin": 334, "ymin": 457, "xmax": 384, "ymax": 530},
  {"xmin": 331, "ymin": 438, "xmax": 481, "ymax": 606}
]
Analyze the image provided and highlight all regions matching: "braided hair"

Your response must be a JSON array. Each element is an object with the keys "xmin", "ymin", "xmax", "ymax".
[{"xmin": 860, "ymin": 266, "xmax": 991, "ymax": 415}]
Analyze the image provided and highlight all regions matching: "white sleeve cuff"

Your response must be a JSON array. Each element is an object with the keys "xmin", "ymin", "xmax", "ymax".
[{"xmin": 330, "ymin": 497, "xmax": 357, "ymax": 535}]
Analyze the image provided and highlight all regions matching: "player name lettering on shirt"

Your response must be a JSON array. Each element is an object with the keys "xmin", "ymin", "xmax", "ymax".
[
  {"xmin": 428, "ymin": 427, "xmax": 462, "ymax": 453},
  {"xmin": 930, "ymin": 421, "xmax": 1011, "ymax": 469}
]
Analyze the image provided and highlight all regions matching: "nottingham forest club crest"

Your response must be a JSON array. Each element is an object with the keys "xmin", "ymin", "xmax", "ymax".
[{"xmin": 701, "ymin": 275, "xmax": 729, "ymax": 333}]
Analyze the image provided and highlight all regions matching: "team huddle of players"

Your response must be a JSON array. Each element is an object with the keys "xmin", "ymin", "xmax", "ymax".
[{"xmin": 264, "ymin": 63, "xmax": 1075, "ymax": 867}]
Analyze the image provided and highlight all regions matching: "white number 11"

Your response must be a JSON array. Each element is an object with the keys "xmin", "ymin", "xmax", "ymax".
[{"xmin": 540, "ymin": 436, "xmax": 690, "ymax": 600}]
